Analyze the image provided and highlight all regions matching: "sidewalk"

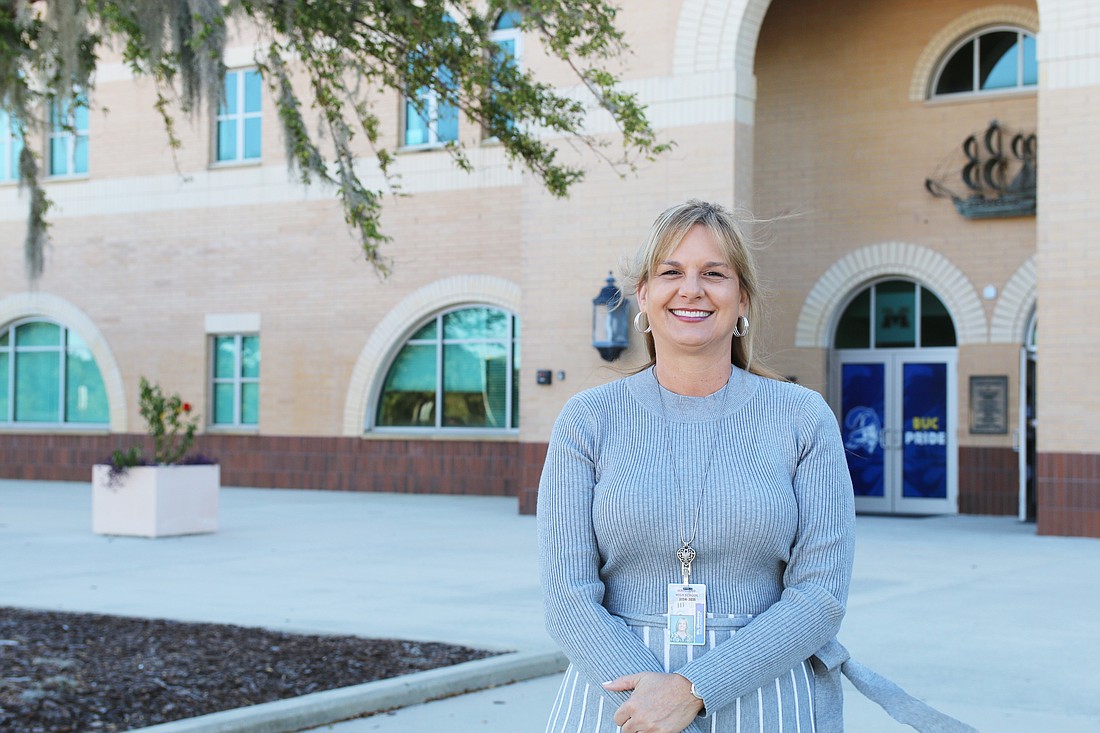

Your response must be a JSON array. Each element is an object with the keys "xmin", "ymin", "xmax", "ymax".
[{"xmin": 2, "ymin": 480, "xmax": 1098, "ymax": 732}]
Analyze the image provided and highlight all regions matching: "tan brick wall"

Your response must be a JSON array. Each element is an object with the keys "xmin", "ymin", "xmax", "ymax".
[{"xmin": 753, "ymin": 0, "xmax": 1038, "ymax": 453}]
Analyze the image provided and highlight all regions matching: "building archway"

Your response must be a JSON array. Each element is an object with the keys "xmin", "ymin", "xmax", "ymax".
[
  {"xmin": 0, "ymin": 292, "xmax": 126, "ymax": 431},
  {"xmin": 342, "ymin": 275, "xmax": 521, "ymax": 436},
  {"xmin": 830, "ymin": 278, "xmax": 960, "ymax": 514}
]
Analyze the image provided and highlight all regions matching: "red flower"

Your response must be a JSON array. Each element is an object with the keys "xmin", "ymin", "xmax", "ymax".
[{"xmin": 182, "ymin": 402, "xmax": 192, "ymax": 413}]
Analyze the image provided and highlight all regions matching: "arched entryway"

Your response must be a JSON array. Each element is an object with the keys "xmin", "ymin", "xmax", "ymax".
[{"xmin": 830, "ymin": 279, "xmax": 959, "ymax": 515}]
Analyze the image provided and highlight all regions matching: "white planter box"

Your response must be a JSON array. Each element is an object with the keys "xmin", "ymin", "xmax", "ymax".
[{"xmin": 92, "ymin": 464, "xmax": 220, "ymax": 537}]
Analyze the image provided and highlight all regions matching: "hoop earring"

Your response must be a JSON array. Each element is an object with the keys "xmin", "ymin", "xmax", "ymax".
[
  {"xmin": 733, "ymin": 315, "xmax": 749, "ymax": 338},
  {"xmin": 633, "ymin": 311, "xmax": 651, "ymax": 334}
]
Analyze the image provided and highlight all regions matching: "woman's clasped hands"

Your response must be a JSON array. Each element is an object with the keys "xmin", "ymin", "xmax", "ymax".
[{"xmin": 602, "ymin": 672, "xmax": 704, "ymax": 733}]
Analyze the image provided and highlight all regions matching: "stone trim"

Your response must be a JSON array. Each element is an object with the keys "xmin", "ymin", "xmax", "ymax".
[
  {"xmin": 0, "ymin": 292, "xmax": 127, "ymax": 431},
  {"xmin": 909, "ymin": 5, "xmax": 1040, "ymax": 102},
  {"xmin": 990, "ymin": 256, "xmax": 1036, "ymax": 344},
  {"xmin": 795, "ymin": 242, "xmax": 987, "ymax": 348},
  {"xmin": 342, "ymin": 275, "xmax": 522, "ymax": 436}
]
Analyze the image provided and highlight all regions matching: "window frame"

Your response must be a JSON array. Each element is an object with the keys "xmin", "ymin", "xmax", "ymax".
[
  {"xmin": 0, "ymin": 318, "xmax": 110, "ymax": 429},
  {"xmin": 402, "ymin": 71, "xmax": 460, "ymax": 149},
  {"xmin": 208, "ymin": 333, "xmax": 260, "ymax": 429},
  {"xmin": 46, "ymin": 94, "xmax": 89, "ymax": 179},
  {"xmin": 929, "ymin": 25, "xmax": 1037, "ymax": 101},
  {"xmin": 214, "ymin": 68, "xmax": 263, "ymax": 165},
  {"xmin": 371, "ymin": 305, "xmax": 519, "ymax": 435}
]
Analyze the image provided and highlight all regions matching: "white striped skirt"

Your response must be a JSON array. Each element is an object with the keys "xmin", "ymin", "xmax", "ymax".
[{"xmin": 545, "ymin": 613, "xmax": 817, "ymax": 733}]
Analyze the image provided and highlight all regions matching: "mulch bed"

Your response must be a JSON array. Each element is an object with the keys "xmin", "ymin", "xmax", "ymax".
[{"xmin": 0, "ymin": 607, "xmax": 498, "ymax": 732}]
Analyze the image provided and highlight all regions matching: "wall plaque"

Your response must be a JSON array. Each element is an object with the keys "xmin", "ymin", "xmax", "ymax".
[{"xmin": 969, "ymin": 375, "xmax": 1008, "ymax": 434}]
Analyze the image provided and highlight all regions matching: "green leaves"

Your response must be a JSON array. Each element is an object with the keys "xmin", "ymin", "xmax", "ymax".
[
  {"xmin": 137, "ymin": 376, "xmax": 200, "ymax": 466},
  {"xmin": 3, "ymin": 1, "xmax": 669, "ymax": 278}
]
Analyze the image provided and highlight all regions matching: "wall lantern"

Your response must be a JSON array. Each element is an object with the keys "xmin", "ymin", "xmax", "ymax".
[{"xmin": 592, "ymin": 272, "xmax": 630, "ymax": 361}]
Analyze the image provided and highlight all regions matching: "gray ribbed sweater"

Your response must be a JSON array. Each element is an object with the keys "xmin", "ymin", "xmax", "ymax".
[{"xmin": 537, "ymin": 366, "xmax": 856, "ymax": 721}]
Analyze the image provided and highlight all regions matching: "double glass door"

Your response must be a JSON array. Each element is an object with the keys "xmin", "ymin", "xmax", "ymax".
[{"xmin": 833, "ymin": 349, "xmax": 958, "ymax": 514}]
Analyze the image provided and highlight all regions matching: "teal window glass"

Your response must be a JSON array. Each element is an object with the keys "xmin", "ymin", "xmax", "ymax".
[
  {"xmin": 65, "ymin": 331, "xmax": 109, "ymax": 423},
  {"xmin": 15, "ymin": 351, "xmax": 58, "ymax": 422},
  {"xmin": 980, "ymin": 31, "xmax": 1020, "ymax": 90},
  {"xmin": 241, "ymin": 382, "xmax": 259, "ymax": 425},
  {"xmin": 214, "ymin": 384, "xmax": 235, "ymax": 424},
  {"xmin": 933, "ymin": 28, "xmax": 1037, "ymax": 98},
  {"xmin": 0, "ymin": 110, "xmax": 22, "ymax": 182},
  {"xmin": 875, "ymin": 281, "xmax": 916, "ymax": 348},
  {"xmin": 495, "ymin": 11, "xmax": 522, "ymax": 29},
  {"xmin": 834, "ymin": 289, "xmax": 872, "ymax": 349},
  {"xmin": 217, "ymin": 120, "xmax": 236, "ymax": 161},
  {"xmin": 214, "ymin": 336, "xmax": 236, "ymax": 378},
  {"xmin": 375, "ymin": 307, "xmax": 519, "ymax": 430},
  {"xmin": 377, "ymin": 344, "xmax": 437, "ymax": 427},
  {"xmin": 443, "ymin": 342, "xmax": 507, "ymax": 427},
  {"xmin": 16, "ymin": 321, "xmax": 61, "ymax": 346},
  {"xmin": 404, "ymin": 93, "xmax": 431, "ymax": 146},
  {"xmin": 211, "ymin": 334, "xmax": 260, "ymax": 426},
  {"xmin": 834, "ymin": 281, "xmax": 956, "ymax": 350},
  {"xmin": 242, "ymin": 335, "xmax": 260, "ymax": 378},
  {"xmin": 217, "ymin": 70, "xmax": 262, "ymax": 162},
  {"xmin": 47, "ymin": 96, "xmax": 89, "ymax": 176}
]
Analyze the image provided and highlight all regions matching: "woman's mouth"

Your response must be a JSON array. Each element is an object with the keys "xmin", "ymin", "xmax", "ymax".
[{"xmin": 670, "ymin": 309, "xmax": 712, "ymax": 320}]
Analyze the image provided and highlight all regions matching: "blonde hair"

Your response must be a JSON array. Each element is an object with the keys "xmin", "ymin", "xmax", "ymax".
[{"xmin": 622, "ymin": 199, "xmax": 784, "ymax": 380}]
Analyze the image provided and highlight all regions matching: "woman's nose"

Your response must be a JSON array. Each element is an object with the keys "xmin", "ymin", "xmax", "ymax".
[{"xmin": 679, "ymin": 272, "xmax": 704, "ymax": 297}]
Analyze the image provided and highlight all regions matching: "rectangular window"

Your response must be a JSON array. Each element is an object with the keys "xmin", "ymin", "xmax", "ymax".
[
  {"xmin": 211, "ymin": 334, "xmax": 260, "ymax": 427},
  {"xmin": 403, "ymin": 67, "xmax": 458, "ymax": 147},
  {"xmin": 0, "ymin": 110, "xmax": 23, "ymax": 182},
  {"xmin": 487, "ymin": 18, "xmax": 523, "ymax": 136},
  {"xmin": 47, "ymin": 96, "xmax": 89, "ymax": 177},
  {"xmin": 216, "ymin": 70, "xmax": 262, "ymax": 163}
]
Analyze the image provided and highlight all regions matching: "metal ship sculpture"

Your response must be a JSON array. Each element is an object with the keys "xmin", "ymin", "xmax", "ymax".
[{"xmin": 925, "ymin": 120, "xmax": 1036, "ymax": 219}]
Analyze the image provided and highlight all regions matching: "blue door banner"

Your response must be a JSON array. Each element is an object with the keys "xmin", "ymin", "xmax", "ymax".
[
  {"xmin": 841, "ymin": 363, "xmax": 885, "ymax": 497},
  {"xmin": 902, "ymin": 362, "xmax": 948, "ymax": 499}
]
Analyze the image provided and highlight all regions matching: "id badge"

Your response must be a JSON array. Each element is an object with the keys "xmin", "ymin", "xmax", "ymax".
[{"xmin": 667, "ymin": 583, "xmax": 706, "ymax": 645}]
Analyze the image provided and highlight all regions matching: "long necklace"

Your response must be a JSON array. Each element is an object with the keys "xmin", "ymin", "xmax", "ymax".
[{"xmin": 655, "ymin": 366, "xmax": 733, "ymax": 585}]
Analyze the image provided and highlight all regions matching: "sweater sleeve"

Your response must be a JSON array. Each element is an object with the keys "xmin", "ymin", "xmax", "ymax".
[
  {"xmin": 537, "ymin": 396, "xmax": 667, "ymax": 707},
  {"xmin": 675, "ymin": 390, "xmax": 856, "ymax": 714}
]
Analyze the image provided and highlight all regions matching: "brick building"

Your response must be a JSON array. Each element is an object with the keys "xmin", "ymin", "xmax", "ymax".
[{"xmin": 2, "ymin": 0, "xmax": 1096, "ymax": 537}]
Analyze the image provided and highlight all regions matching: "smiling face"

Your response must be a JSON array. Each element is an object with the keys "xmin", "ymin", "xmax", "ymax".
[{"xmin": 637, "ymin": 224, "xmax": 747, "ymax": 362}]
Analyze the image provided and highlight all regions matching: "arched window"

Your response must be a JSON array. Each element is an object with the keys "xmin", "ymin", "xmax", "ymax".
[
  {"xmin": 834, "ymin": 280, "xmax": 956, "ymax": 349},
  {"xmin": 931, "ymin": 26, "xmax": 1037, "ymax": 98},
  {"xmin": 375, "ymin": 306, "xmax": 519, "ymax": 430},
  {"xmin": 0, "ymin": 319, "xmax": 109, "ymax": 425}
]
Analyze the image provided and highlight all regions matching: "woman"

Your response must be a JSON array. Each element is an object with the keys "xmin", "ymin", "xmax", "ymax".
[{"xmin": 537, "ymin": 200, "xmax": 972, "ymax": 733}]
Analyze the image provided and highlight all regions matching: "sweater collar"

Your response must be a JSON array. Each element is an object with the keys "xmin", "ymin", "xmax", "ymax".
[{"xmin": 625, "ymin": 365, "xmax": 758, "ymax": 423}]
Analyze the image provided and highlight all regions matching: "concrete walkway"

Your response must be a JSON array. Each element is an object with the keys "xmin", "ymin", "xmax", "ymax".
[{"xmin": 2, "ymin": 480, "xmax": 1098, "ymax": 732}]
